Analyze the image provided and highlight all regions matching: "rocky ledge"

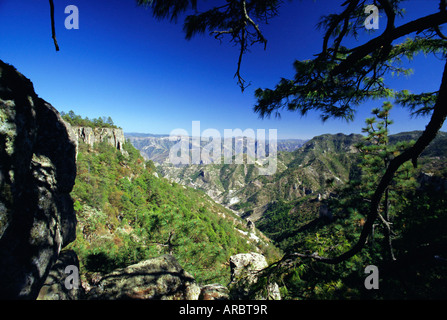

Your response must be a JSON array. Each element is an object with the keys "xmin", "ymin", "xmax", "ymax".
[{"xmin": 37, "ymin": 252, "xmax": 280, "ymax": 300}]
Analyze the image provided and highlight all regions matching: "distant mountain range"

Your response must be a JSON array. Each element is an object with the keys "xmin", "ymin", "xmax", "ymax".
[
  {"xmin": 126, "ymin": 131, "xmax": 447, "ymax": 223},
  {"xmin": 125, "ymin": 133, "xmax": 308, "ymax": 164}
]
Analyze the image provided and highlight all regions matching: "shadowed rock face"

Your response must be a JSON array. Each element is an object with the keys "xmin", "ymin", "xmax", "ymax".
[
  {"xmin": 37, "ymin": 250, "xmax": 81, "ymax": 300},
  {"xmin": 0, "ymin": 60, "xmax": 77, "ymax": 299},
  {"xmin": 86, "ymin": 255, "xmax": 201, "ymax": 300}
]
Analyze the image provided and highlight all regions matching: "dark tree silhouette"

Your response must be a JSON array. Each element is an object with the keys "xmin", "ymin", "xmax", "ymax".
[
  {"xmin": 137, "ymin": 0, "xmax": 282, "ymax": 91},
  {"xmin": 49, "ymin": 0, "xmax": 59, "ymax": 51}
]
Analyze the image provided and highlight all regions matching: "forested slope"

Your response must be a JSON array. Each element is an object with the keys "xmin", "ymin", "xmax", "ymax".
[{"xmin": 67, "ymin": 138, "xmax": 280, "ymax": 287}]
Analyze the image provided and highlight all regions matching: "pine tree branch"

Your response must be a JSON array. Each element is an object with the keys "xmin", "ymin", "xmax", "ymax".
[
  {"xmin": 233, "ymin": 0, "xmax": 267, "ymax": 91},
  {"xmin": 435, "ymin": 25, "xmax": 447, "ymax": 39},
  {"xmin": 321, "ymin": 0, "xmax": 360, "ymax": 56},
  {"xmin": 377, "ymin": 0, "xmax": 396, "ymax": 33},
  {"xmin": 331, "ymin": 11, "xmax": 447, "ymax": 77},
  {"xmin": 283, "ymin": 59, "xmax": 447, "ymax": 265},
  {"xmin": 242, "ymin": 1, "xmax": 267, "ymax": 50},
  {"xmin": 49, "ymin": 0, "xmax": 59, "ymax": 51}
]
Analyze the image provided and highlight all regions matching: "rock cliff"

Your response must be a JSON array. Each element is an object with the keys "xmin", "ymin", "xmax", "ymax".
[
  {"xmin": 69, "ymin": 126, "xmax": 125, "ymax": 152},
  {"xmin": 0, "ymin": 59, "xmax": 77, "ymax": 299}
]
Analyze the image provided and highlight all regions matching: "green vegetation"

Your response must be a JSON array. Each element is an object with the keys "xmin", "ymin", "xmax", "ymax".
[
  {"xmin": 136, "ymin": 120, "xmax": 446, "ymax": 299},
  {"xmin": 256, "ymin": 106, "xmax": 447, "ymax": 299},
  {"xmin": 33, "ymin": 0, "xmax": 447, "ymax": 300},
  {"xmin": 67, "ymin": 138, "xmax": 279, "ymax": 286},
  {"xmin": 354, "ymin": 103, "xmax": 417, "ymax": 261},
  {"xmin": 61, "ymin": 110, "xmax": 119, "ymax": 129},
  {"xmin": 139, "ymin": 3, "xmax": 447, "ymax": 300},
  {"xmin": 64, "ymin": 108, "xmax": 447, "ymax": 299}
]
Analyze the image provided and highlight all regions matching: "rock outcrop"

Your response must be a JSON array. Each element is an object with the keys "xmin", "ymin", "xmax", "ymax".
[
  {"xmin": 229, "ymin": 252, "xmax": 281, "ymax": 300},
  {"xmin": 0, "ymin": 60, "xmax": 77, "ymax": 299},
  {"xmin": 199, "ymin": 284, "xmax": 230, "ymax": 300},
  {"xmin": 70, "ymin": 126, "xmax": 125, "ymax": 152},
  {"xmin": 82, "ymin": 253, "xmax": 278, "ymax": 300},
  {"xmin": 86, "ymin": 255, "xmax": 201, "ymax": 300}
]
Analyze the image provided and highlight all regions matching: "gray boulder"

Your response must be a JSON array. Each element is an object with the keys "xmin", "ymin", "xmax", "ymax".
[
  {"xmin": 229, "ymin": 252, "xmax": 281, "ymax": 300},
  {"xmin": 199, "ymin": 283, "xmax": 229, "ymax": 300},
  {"xmin": 86, "ymin": 255, "xmax": 201, "ymax": 300},
  {"xmin": 0, "ymin": 60, "xmax": 77, "ymax": 299}
]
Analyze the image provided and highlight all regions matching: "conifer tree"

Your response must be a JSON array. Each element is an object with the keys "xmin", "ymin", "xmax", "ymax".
[{"xmin": 356, "ymin": 102, "xmax": 416, "ymax": 261}]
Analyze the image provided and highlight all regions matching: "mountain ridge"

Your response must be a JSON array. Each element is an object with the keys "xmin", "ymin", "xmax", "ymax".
[
  {"xmin": 66, "ymin": 137, "xmax": 281, "ymax": 290},
  {"xmin": 127, "ymin": 130, "xmax": 447, "ymax": 223},
  {"xmin": 125, "ymin": 132, "xmax": 308, "ymax": 164}
]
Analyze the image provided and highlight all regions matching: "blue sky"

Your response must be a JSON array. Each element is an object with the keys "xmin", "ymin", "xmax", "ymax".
[{"xmin": 0, "ymin": 0, "xmax": 445, "ymax": 139}]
